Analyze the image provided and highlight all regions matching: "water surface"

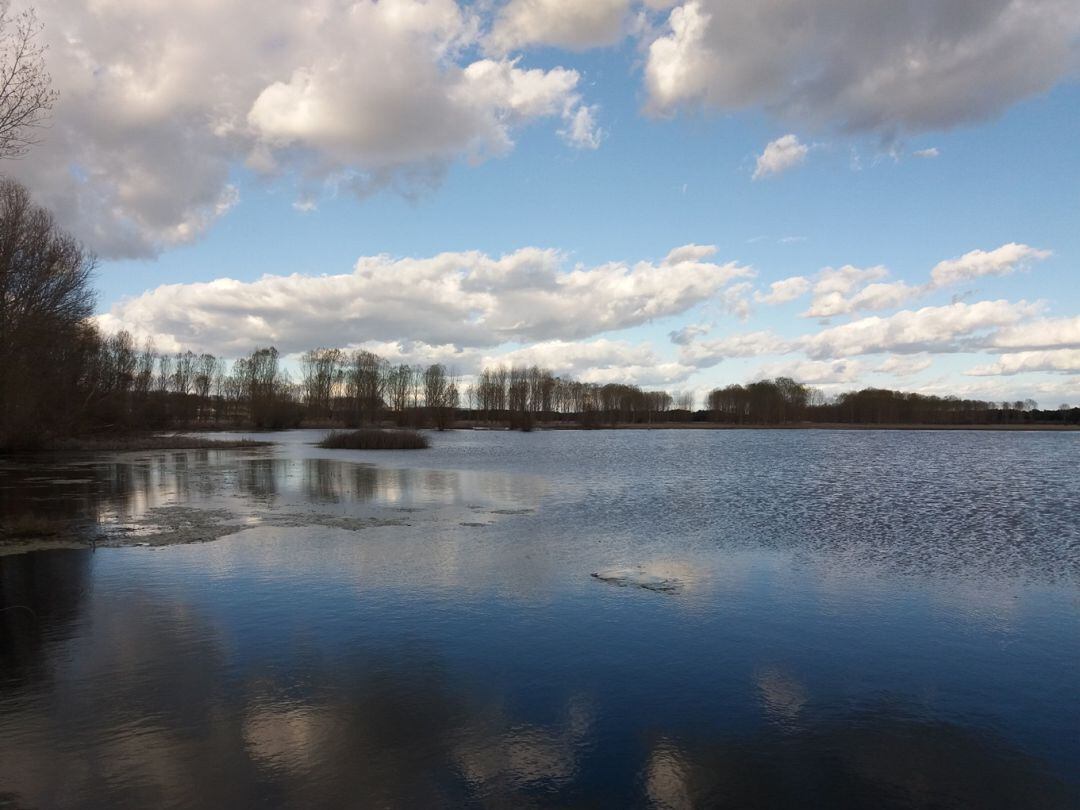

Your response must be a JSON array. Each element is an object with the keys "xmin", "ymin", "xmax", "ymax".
[{"xmin": 1, "ymin": 429, "xmax": 1078, "ymax": 808}]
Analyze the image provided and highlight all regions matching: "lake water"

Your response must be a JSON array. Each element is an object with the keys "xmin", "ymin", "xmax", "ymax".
[{"xmin": 1, "ymin": 429, "xmax": 1078, "ymax": 808}]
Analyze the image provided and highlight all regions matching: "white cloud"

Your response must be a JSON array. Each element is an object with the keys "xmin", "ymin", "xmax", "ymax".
[
  {"xmin": 720, "ymin": 281, "xmax": 755, "ymax": 320},
  {"xmin": 10, "ymin": 0, "xmax": 599, "ymax": 258},
  {"xmin": 483, "ymin": 339, "xmax": 694, "ymax": 385},
  {"xmin": 97, "ymin": 244, "xmax": 752, "ymax": 357},
  {"xmin": 679, "ymin": 331, "xmax": 790, "ymax": 367},
  {"xmin": 801, "ymin": 300, "xmax": 1042, "ymax": 359},
  {"xmin": 967, "ymin": 350, "xmax": 1080, "ymax": 376},
  {"xmin": 788, "ymin": 244, "xmax": 1052, "ymax": 320},
  {"xmin": 754, "ymin": 359, "xmax": 863, "ymax": 385},
  {"xmin": 988, "ymin": 315, "xmax": 1080, "ymax": 351},
  {"xmin": 929, "ymin": 243, "xmax": 1051, "ymax": 288},
  {"xmin": 913, "ymin": 147, "xmax": 940, "ymax": 158},
  {"xmin": 804, "ymin": 280, "xmax": 920, "ymax": 319},
  {"xmin": 487, "ymin": 0, "xmax": 631, "ymax": 53},
  {"xmin": 643, "ymin": 0, "xmax": 1080, "ymax": 136},
  {"xmin": 557, "ymin": 103, "xmax": 604, "ymax": 149},
  {"xmin": 755, "ymin": 276, "xmax": 811, "ymax": 305},
  {"xmin": 875, "ymin": 354, "xmax": 933, "ymax": 377},
  {"xmin": 668, "ymin": 323, "xmax": 710, "ymax": 345},
  {"xmin": 663, "ymin": 243, "xmax": 717, "ymax": 264},
  {"xmin": 801, "ymin": 264, "xmax": 918, "ymax": 318},
  {"xmin": 752, "ymin": 134, "xmax": 808, "ymax": 180}
]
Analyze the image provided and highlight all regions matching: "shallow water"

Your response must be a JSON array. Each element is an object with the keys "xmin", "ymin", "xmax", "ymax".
[{"xmin": 1, "ymin": 429, "xmax": 1078, "ymax": 808}]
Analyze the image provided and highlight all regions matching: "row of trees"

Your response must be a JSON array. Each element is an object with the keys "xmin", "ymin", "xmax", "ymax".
[{"xmin": 705, "ymin": 379, "xmax": 1076, "ymax": 426}]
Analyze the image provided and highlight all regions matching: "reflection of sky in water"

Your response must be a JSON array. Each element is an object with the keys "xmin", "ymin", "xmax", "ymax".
[{"xmin": 1, "ymin": 429, "xmax": 1079, "ymax": 807}]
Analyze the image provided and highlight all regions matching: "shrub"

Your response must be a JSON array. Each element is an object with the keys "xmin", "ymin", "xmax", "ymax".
[{"xmin": 318, "ymin": 428, "xmax": 430, "ymax": 450}]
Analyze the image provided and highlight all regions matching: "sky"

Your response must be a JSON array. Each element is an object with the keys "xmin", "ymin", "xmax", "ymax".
[{"xmin": 9, "ymin": 0, "xmax": 1080, "ymax": 405}]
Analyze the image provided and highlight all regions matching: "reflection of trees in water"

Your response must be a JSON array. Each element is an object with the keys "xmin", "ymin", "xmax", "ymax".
[
  {"xmin": 643, "ymin": 705, "xmax": 1079, "ymax": 810},
  {"xmin": 1, "ymin": 451, "xmax": 545, "ymax": 537},
  {"xmin": 1, "ymin": 452, "xmax": 236, "ymax": 525},
  {"xmin": 301, "ymin": 458, "xmax": 381, "ymax": 504},
  {"xmin": 0, "ymin": 549, "xmax": 92, "ymax": 687},
  {"xmin": 236, "ymin": 457, "xmax": 283, "ymax": 502}
]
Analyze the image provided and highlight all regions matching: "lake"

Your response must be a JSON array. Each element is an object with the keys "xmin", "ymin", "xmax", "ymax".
[{"xmin": 1, "ymin": 429, "xmax": 1078, "ymax": 808}]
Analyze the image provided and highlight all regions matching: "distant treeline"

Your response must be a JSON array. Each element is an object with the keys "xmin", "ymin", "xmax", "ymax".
[
  {"xmin": 2, "ymin": 176, "xmax": 1077, "ymax": 450},
  {"xmin": 704, "ymin": 380, "xmax": 1077, "ymax": 426},
  {"xmin": 4, "ymin": 330, "xmax": 1077, "ymax": 449}
]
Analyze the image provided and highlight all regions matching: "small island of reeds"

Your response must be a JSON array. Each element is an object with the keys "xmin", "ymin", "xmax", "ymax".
[{"xmin": 318, "ymin": 428, "xmax": 430, "ymax": 450}]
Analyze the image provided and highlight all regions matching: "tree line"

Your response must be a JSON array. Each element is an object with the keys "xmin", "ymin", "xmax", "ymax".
[
  {"xmin": 704, "ymin": 379, "xmax": 1076, "ymax": 426},
  {"xmin": 2, "ymin": 175, "xmax": 1077, "ymax": 450}
]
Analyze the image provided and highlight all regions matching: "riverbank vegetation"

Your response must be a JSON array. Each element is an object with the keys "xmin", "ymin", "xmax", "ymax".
[
  {"xmin": 2, "ymin": 177, "xmax": 1077, "ymax": 451},
  {"xmin": 318, "ymin": 429, "xmax": 430, "ymax": 450}
]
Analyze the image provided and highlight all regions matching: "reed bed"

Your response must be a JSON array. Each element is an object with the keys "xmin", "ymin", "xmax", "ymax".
[{"xmin": 318, "ymin": 429, "xmax": 430, "ymax": 450}]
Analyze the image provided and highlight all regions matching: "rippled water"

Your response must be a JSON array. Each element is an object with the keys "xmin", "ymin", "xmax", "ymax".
[{"xmin": 1, "ymin": 429, "xmax": 1078, "ymax": 808}]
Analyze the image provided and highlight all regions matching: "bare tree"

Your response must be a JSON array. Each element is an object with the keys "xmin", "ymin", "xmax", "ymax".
[
  {"xmin": 0, "ymin": 3, "xmax": 57, "ymax": 159},
  {"xmin": 0, "ymin": 177, "xmax": 94, "ymax": 446}
]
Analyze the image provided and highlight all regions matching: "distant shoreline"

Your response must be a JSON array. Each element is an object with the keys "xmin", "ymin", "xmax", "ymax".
[{"xmin": 536, "ymin": 421, "xmax": 1080, "ymax": 432}]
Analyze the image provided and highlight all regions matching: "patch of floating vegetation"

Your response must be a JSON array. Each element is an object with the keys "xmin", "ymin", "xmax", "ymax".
[
  {"xmin": 591, "ymin": 566, "xmax": 684, "ymax": 594},
  {"xmin": 93, "ymin": 506, "xmax": 409, "ymax": 547},
  {"xmin": 318, "ymin": 429, "xmax": 429, "ymax": 450}
]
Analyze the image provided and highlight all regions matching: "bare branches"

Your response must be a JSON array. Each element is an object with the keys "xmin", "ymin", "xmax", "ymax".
[{"xmin": 0, "ymin": 2, "xmax": 57, "ymax": 160}]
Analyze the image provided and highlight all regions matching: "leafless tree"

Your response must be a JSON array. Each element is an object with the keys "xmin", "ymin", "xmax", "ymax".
[
  {"xmin": 0, "ymin": 178, "xmax": 94, "ymax": 445},
  {"xmin": 0, "ymin": 3, "xmax": 57, "ymax": 160},
  {"xmin": 300, "ymin": 347, "xmax": 343, "ymax": 420}
]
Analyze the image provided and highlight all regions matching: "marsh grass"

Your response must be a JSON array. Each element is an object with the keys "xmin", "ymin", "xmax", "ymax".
[{"xmin": 319, "ymin": 428, "xmax": 430, "ymax": 450}]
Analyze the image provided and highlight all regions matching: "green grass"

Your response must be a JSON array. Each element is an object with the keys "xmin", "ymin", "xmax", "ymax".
[{"xmin": 318, "ymin": 428, "xmax": 430, "ymax": 450}]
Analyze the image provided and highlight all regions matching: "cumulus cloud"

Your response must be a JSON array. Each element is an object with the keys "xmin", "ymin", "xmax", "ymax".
[
  {"xmin": 967, "ymin": 349, "xmax": 1080, "ymax": 376},
  {"xmin": 487, "ymin": 0, "xmax": 631, "ymax": 53},
  {"xmin": 679, "ymin": 331, "xmax": 791, "ymax": 367},
  {"xmin": 9, "ymin": 0, "xmax": 599, "ymax": 258},
  {"xmin": 483, "ymin": 339, "xmax": 695, "ymax": 385},
  {"xmin": 988, "ymin": 315, "xmax": 1080, "ymax": 351},
  {"xmin": 720, "ymin": 281, "xmax": 755, "ymax": 320},
  {"xmin": 754, "ymin": 359, "xmax": 863, "ymax": 385},
  {"xmin": 801, "ymin": 265, "xmax": 920, "ymax": 318},
  {"xmin": 755, "ymin": 276, "xmax": 811, "ymax": 305},
  {"xmin": 875, "ymin": 354, "xmax": 933, "ymax": 377},
  {"xmin": 801, "ymin": 300, "xmax": 1042, "ymax": 359},
  {"xmin": 795, "ymin": 244, "xmax": 1048, "ymax": 320},
  {"xmin": 929, "ymin": 243, "xmax": 1052, "ymax": 288},
  {"xmin": 643, "ymin": 0, "xmax": 1080, "ymax": 136},
  {"xmin": 97, "ymin": 244, "xmax": 752, "ymax": 356},
  {"xmin": 752, "ymin": 134, "xmax": 808, "ymax": 180},
  {"xmin": 913, "ymin": 147, "xmax": 940, "ymax": 158}
]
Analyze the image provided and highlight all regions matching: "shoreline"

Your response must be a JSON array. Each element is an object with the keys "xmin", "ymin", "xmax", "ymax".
[{"xmin": 538, "ymin": 421, "xmax": 1080, "ymax": 432}]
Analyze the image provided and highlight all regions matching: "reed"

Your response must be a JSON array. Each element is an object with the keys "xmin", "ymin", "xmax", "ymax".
[{"xmin": 318, "ymin": 428, "xmax": 430, "ymax": 450}]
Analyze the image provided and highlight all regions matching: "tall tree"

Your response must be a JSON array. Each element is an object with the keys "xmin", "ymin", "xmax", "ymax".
[{"xmin": 0, "ymin": 178, "xmax": 95, "ymax": 446}]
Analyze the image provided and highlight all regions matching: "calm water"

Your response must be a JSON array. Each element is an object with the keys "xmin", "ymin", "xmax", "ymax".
[{"xmin": 1, "ymin": 429, "xmax": 1078, "ymax": 808}]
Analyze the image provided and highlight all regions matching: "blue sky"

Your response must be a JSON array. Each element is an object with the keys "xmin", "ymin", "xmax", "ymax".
[{"xmin": 12, "ymin": 0, "xmax": 1080, "ymax": 405}]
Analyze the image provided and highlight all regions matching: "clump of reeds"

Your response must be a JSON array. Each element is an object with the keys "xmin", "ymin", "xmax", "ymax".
[{"xmin": 318, "ymin": 428, "xmax": 430, "ymax": 450}]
